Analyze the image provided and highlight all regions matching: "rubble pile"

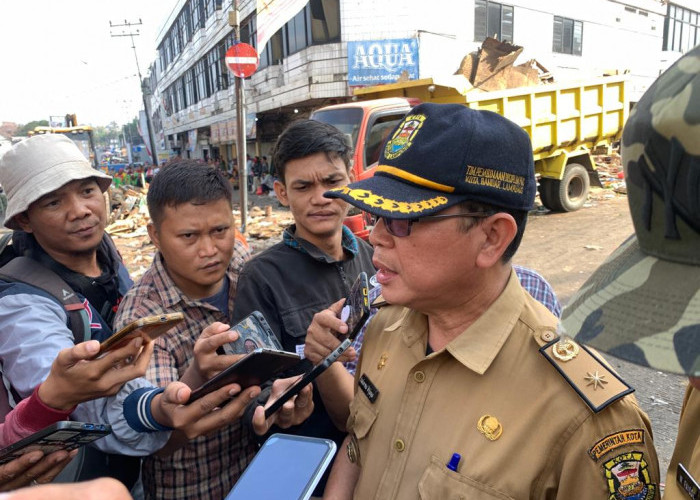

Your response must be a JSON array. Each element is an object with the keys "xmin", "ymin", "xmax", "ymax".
[
  {"xmin": 593, "ymin": 152, "xmax": 626, "ymax": 194},
  {"xmin": 455, "ymin": 37, "xmax": 553, "ymax": 92},
  {"xmin": 106, "ymin": 184, "xmax": 294, "ymax": 278}
]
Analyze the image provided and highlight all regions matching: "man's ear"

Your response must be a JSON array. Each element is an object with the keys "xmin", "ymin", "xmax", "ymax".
[
  {"xmin": 474, "ymin": 214, "xmax": 517, "ymax": 268},
  {"xmin": 348, "ymin": 168, "xmax": 355, "ymax": 183},
  {"xmin": 147, "ymin": 222, "xmax": 161, "ymax": 251},
  {"xmin": 273, "ymin": 180, "xmax": 289, "ymax": 207},
  {"xmin": 13, "ymin": 213, "xmax": 32, "ymax": 234}
]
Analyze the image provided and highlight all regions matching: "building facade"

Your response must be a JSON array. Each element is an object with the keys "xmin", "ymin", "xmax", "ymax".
[{"xmin": 146, "ymin": 0, "xmax": 700, "ymax": 163}]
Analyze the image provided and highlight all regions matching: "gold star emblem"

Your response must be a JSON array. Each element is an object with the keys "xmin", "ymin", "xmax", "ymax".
[
  {"xmin": 377, "ymin": 353, "xmax": 388, "ymax": 370},
  {"xmin": 585, "ymin": 371, "xmax": 609, "ymax": 390}
]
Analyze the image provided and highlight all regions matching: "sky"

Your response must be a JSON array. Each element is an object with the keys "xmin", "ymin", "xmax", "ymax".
[{"xmin": 0, "ymin": 1, "xmax": 179, "ymax": 127}]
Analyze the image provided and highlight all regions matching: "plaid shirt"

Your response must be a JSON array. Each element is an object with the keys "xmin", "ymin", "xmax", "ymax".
[
  {"xmin": 115, "ymin": 238, "xmax": 253, "ymax": 500},
  {"xmin": 346, "ymin": 265, "xmax": 562, "ymax": 375}
]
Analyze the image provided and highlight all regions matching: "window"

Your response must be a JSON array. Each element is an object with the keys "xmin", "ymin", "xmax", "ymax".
[
  {"xmin": 310, "ymin": 0, "xmax": 340, "ymax": 44},
  {"xmin": 474, "ymin": 0, "xmax": 514, "ymax": 42},
  {"xmin": 664, "ymin": 3, "xmax": 700, "ymax": 52},
  {"xmin": 286, "ymin": 9, "xmax": 309, "ymax": 55},
  {"xmin": 553, "ymin": 16, "xmax": 583, "ymax": 55}
]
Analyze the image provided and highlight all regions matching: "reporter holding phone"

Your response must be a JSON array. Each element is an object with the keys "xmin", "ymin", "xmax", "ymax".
[
  {"xmin": 114, "ymin": 161, "xmax": 314, "ymax": 500},
  {"xmin": 0, "ymin": 137, "xmax": 268, "ymax": 492}
]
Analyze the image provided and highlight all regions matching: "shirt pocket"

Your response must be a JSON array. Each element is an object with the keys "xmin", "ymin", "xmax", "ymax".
[
  {"xmin": 347, "ymin": 398, "xmax": 379, "ymax": 468},
  {"xmin": 418, "ymin": 456, "xmax": 515, "ymax": 500}
]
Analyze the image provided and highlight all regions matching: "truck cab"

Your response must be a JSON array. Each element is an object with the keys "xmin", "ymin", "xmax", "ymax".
[{"xmin": 310, "ymin": 98, "xmax": 418, "ymax": 238}]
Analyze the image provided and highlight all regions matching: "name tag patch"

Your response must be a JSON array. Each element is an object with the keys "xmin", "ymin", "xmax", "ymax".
[{"xmin": 359, "ymin": 373, "xmax": 379, "ymax": 403}]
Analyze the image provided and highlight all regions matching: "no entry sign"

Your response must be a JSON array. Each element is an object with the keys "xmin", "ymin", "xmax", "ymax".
[{"xmin": 225, "ymin": 43, "xmax": 259, "ymax": 78}]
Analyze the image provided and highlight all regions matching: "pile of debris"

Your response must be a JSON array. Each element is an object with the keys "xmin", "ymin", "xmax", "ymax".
[
  {"xmin": 106, "ymin": 184, "xmax": 294, "ymax": 279},
  {"xmin": 455, "ymin": 37, "xmax": 553, "ymax": 92},
  {"xmin": 593, "ymin": 152, "xmax": 626, "ymax": 194}
]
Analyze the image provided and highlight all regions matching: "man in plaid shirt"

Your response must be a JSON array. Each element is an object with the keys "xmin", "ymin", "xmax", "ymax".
[{"xmin": 116, "ymin": 162, "xmax": 313, "ymax": 499}]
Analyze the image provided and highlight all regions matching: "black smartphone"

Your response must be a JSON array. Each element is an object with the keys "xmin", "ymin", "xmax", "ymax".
[
  {"xmin": 0, "ymin": 421, "xmax": 112, "ymax": 465},
  {"xmin": 342, "ymin": 272, "xmax": 370, "ymax": 341},
  {"xmin": 187, "ymin": 349, "xmax": 302, "ymax": 405},
  {"xmin": 264, "ymin": 338, "xmax": 352, "ymax": 419},
  {"xmin": 226, "ymin": 311, "xmax": 283, "ymax": 354}
]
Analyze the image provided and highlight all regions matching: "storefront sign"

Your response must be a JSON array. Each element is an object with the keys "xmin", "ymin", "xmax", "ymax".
[{"xmin": 347, "ymin": 38, "xmax": 419, "ymax": 86}]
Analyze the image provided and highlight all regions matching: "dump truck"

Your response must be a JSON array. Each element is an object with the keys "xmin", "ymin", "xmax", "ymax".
[
  {"xmin": 311, "ymin": 74, "xmax": 628, "ymax": 237},
  {"xmin": 28, "ymin": 114, "xmax": 99, "ymax": 168}
]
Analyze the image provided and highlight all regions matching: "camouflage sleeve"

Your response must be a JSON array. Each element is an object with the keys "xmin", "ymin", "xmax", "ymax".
[{"xmin": 544, "ymin": 395, "xmax": 661, "ymax": 499}]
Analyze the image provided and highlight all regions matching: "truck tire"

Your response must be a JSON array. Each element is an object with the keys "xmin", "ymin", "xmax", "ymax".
[{"xmin": 540, "ymin": 163, "xmax": 590, "ymax": 212}]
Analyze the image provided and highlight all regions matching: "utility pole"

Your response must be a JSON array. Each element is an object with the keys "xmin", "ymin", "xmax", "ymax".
[
  {"xmin": 110, "ymin": 19, "xmax": 159, "ymax": 167},
  {"xmin": 228, "ymin": 1, "xmax": 248, "ymax": 233}
]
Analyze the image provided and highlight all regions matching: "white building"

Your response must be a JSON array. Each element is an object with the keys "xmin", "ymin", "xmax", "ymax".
[{"xmin": 147, "ymin": 0, "xmax": 700, "ymax": 163}]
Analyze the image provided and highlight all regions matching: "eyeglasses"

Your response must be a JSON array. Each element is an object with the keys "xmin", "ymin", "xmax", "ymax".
[{"xmin": 372, "ymin": 211, "xmax": 494, "ymax": 237}]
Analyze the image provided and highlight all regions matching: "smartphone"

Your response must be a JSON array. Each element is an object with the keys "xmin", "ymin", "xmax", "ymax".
[
  {"xmin": 264, "ymin": 338, "xmax": 352, "ymax": 419},
  {"xmin": 225, "ymin": 433, "xmax": 336, "ymax": 500},
  {"xmin": 187, "ymin": 349, "xmax": 302, "ymax": 405},
  {"xmin": 0, "ymin": 421, "xmax": 112, "ymax": 465},
  {"xmin": 341, "ymin": 272, "xmax": 370, "ymax": 341},
  {"xmin": 225, "ymin": 311, "xmax": 283, "ymax": 354},
  {"xmin": 100, "ymin": 312, "xmax": 185, "ymax": 353}
]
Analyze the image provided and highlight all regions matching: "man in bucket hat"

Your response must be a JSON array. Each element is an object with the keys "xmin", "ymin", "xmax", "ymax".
[
  {"xmin": 562, "ymin": 46, "xmax": 700, "ymax": 500},
  {"xmin": 0, "ymin": 135, "xmax": 280, "ymax": 489},
  {"xmin": 318, "ymin": 103, "xmax": 660, "ymax": 499}
]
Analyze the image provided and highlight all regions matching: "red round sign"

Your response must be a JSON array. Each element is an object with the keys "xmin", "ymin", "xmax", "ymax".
[{"xmin": 225, "ymin": 43, "xmax": 259, "ymax": 78}]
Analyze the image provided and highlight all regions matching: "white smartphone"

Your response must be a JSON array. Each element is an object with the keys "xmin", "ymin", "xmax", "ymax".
[{"xmin": 225, "ymin": 433, "xmax": 337, "ymax": 500}]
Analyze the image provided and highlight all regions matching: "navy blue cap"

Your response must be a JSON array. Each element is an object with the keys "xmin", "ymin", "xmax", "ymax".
[{"xmin": 325, "ymin": 102, "xmax": 536, "ymax": 218}]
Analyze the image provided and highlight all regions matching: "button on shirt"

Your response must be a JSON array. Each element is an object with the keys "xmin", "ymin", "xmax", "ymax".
[{"xmin": 347, "ymin": 271, "xmax": 660, "ymax": 499}]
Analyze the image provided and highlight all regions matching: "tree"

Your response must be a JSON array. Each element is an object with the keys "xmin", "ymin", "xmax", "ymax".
[{"xmin": 16, "ymin": 120, "xmax": 48, "ymax": 136}]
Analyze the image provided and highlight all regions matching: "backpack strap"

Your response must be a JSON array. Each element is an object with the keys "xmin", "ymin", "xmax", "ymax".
[{"xmin": 0, "ymin": 256, "xmax": 89, "ymax": 344}]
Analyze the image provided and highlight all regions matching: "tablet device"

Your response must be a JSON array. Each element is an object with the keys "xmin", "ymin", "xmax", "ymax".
[
  {"xmin": 264, "ymin": 338, "xmax": 352, "ymax": 419},
  {"xmin": 100, "ymin": 312, "xmax": 184, "ymax": 353},
  {"xmin": 0, "ymin": 421, "xmax": 112, "ymax": 465},
  {"xmin": 187, "ymin": 348, "xmax": 301, "ymax": 405},
  {"xmin": 225, "ymin": 433, "xmax": 336, "ymax": 500}
]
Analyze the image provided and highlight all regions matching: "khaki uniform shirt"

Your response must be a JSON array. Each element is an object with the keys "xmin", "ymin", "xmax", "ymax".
[
  {"xmin": 663, "ymin": 386, "xmax": 699, "ymax": 499},
  {"xmin": 347, "ymin": 271, "xmax": 660, "ymax": 499}
]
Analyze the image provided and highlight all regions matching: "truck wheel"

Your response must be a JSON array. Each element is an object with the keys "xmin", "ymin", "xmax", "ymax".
[{"xmin": 543, "ymin": 163, "xmax": 590, "ymax": 212}]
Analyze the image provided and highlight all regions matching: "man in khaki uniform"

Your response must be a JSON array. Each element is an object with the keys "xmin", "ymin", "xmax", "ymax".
[
  {"xmin": 562, "ymin": 47, "xmax": 700, "ymax": 499},
  {"xmin": 321, "ymin": 103, "xmax": 660, "ymax": 499}
]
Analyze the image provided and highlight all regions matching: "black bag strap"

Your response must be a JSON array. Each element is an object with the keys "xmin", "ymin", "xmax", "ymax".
[{"xmin": 0, "ymin": 256, "xmax": 89, "ymax": 344}]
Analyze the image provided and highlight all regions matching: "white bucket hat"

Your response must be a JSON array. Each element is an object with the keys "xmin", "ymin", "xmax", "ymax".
[{"xmin": 0, "ymin": 134, "xmax": 112, "ymax": 230}]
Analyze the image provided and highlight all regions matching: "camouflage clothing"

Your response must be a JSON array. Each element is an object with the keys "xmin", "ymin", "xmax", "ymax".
[{"xmin": 562, "ymin": 45, "xmax": 700, "ymax": 377}]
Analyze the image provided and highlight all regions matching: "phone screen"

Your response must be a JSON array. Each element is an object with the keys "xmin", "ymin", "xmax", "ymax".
[{"xmin": 225, "ymin": 434, "xmax": 336, "ymax": 500}]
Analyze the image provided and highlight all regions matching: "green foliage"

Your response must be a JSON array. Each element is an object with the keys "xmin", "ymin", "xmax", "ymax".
[{"xmin": 16, "ymin": 120, "xmax": 48, "ymax": 135}]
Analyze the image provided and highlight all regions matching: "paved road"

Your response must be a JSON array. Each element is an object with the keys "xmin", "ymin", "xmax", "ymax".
[{"xmin": 517, "ymin": 193, "xmax": 685, "ymax": 483}]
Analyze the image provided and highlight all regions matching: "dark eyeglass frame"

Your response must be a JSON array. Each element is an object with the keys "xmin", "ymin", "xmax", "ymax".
[{"xmin": 373, "ymin": 211, "xmax": 494, "ymax": 237}]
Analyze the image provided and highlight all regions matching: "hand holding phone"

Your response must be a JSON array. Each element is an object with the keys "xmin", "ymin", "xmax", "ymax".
[
  {"xmin": 0, "ymin": 422, "xmax": 111, "ymax": 466},
  {"xmin": 187, "ymin": 349, "xmax": 301, "ymax": 405},
  {"xmin": 100, "ymin": 313, "xmax": 184, "ymax": 353},
  {"xmin": 264, "ymin": 338, "xmax": 352, "ymax": 420}
]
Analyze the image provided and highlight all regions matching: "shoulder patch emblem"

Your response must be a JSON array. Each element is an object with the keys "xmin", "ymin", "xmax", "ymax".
[
  {"xmin": 589, "ymin": 430, "xmax": 645, "ymax": 461},
  {"xmin": 540, "ymin": 338, "xmax": 634, "ymax": 412},
  {"xmin": 384, "ymin": 114, "xmax": 426, "ymax": 159},
  {"xmin": 604, "ymin": 451, "xmax": 656, "ymax": 500}
]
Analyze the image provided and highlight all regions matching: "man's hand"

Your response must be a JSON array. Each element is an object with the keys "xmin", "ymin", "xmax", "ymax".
[
  {"xmin": 151, "ymin": 381, "xmax": 261, "ymax": 441},
  {"xmin": 181, "ymin": 322, "xmax": 245, "ymax": 388},
  {"xmin": 251, "ymin": 376, "xmax": 314, "ymax": 435},
  {"xmin": 0, "ymin": 449, "xmax": 77, "ymax": 492},
  {"xmin": 2, "ymin": 477, "xmax": 130, "ymax": 500},
  {"xmin": 304, "ymin": 299, "xmax": 357, "ymax": 365},
  {"xmin": 38, "ymin": 338, "xmax": 153, "ymax": 411}
]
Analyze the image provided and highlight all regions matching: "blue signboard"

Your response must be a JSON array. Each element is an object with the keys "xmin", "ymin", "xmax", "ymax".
[{"xmin": 347, "ymin": 38, "xmax": 419, "ymax": 86}]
